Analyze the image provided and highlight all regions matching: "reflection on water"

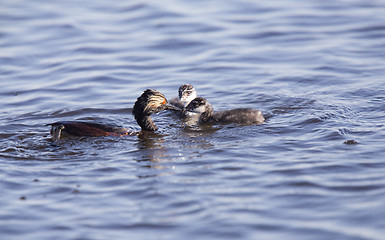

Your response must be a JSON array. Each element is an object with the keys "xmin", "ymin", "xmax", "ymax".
[
  {"xmin": 1, "ymin": 0, "xmax": 385, "ymax": 239},
  {"xmin": 136, "ymin": 132, "xmax": 171, "ymax": 173},
  {"xmin": 134, "ymin": 125, "xmax": 217, "ymax": 178}
]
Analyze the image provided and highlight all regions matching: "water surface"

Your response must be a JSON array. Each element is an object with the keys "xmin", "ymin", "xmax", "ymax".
[{"xmin": 1, "ymin": 0, "xmax": 385, "ymax": 239}]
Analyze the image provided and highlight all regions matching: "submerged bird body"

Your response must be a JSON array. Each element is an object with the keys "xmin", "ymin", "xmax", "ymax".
[
  {"xmin": 169, "ymin": 84, "xmax": 197, "ymax": 109},
  {"xmin": 48, "ymin": 89, "xmax": 179, "ymax": 141},
  {"xmin": 48, "ymin": 121, "xmax": 133, "ymax": 140},
  {"xmin": 185, "ymin": 97, "xmax": 265, "ymax": 124}
]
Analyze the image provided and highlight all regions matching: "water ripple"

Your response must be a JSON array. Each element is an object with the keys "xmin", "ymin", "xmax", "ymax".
[{"xmin": 1, "ymin": 0, "xmax": 385, "ymax": 239}]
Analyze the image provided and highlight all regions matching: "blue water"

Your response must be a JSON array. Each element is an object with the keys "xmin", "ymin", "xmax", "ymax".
[{"xmin": 1, "ymin": 0, "xmax": 385, "ymax": 239}]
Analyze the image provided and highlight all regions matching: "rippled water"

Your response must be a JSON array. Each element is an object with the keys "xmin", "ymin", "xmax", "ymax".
[{"xmin": 1, "ymin": 0, "xmax": 385, "ymax": 239}]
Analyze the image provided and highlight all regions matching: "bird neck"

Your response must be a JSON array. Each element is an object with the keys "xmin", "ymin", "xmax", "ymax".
[
  {"xmin": 199, "ymin": 105, "xmax": 214, "ymax": 123},
  {"xmin": 199, "ymin": 111, "xmax": 212, "ymax": 123},
  {"xmin": 135, "ymin": 114, "xmax": 158, "ymax": 131}
]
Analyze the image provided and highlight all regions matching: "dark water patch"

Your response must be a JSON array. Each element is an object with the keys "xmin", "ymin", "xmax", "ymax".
[
  {"xmin": 149, "ymin": 38, "xmax": 209, "ymax": 52},
  {"xmin": 344, "ymin": 139, "xmax": 358, "ymax": 145},
  {"xmin": 115, "ymin": 3, "xmax": 148, "ymax": 13}
]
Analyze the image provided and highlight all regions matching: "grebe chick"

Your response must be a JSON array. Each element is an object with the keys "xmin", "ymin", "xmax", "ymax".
[
  {"xmin": 169, "ymin": 84, "xmax": 197, "ymax": 109},
  {"xmin": 185, "ymin": 97, "xmax": 265, "ymax": 124},
  {"xmin": 48, "ymin": 89, "xmax": 180, "ymax": 141}
]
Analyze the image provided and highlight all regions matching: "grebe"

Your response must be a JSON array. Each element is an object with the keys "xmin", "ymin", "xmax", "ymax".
[
  {"xmin": 185, "ymin": 97, "xmax": 265, "ymax": 124},
  {"xmin": 169, "ymin": 84, "xmax": 197, "ymax": 109},
  {"xmin": 48, "ymin": 89, "xmax": 179, "ymax": 141}
]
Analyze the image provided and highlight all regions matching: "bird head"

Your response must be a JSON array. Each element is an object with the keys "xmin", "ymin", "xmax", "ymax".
[
  {"xmin": 185, "ymin": 97, "xmax": 212, "ymax": 114},
  {"xmin": 133, "ymin": 89, "xmax": 180, "ymax": 117},
  {"xmin": 178, "ymin": 84, "xmax": 197, "ymax": 107}
]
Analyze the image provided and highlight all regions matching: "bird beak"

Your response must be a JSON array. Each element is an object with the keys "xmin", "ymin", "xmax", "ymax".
[{"xmin": 165, "ymin": 102, "xmax": 181, "ymax": 111}]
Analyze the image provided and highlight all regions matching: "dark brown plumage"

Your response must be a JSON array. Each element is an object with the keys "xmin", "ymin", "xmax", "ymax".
[
  {"xmin": 132, "ymin": 89, "xmax": 179, "ymax": 131},
  {"xmin": 48, "ymin": 89, "xmax": 179, "ymax": 141}
]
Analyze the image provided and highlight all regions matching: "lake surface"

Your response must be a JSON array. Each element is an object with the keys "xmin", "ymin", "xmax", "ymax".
[{"xmin": 1, "ymin": 0, "xmax": 385, "ymax": 239}]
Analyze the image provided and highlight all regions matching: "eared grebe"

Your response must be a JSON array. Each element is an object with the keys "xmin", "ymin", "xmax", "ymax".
[
  {"xmin": 48, "ymin": 89, "xmax": 179, "ymax": 141},
  {"xmin": 185, "ymin": 97, "xmax": 265, "ymax": 124},
  {"xmin": 169, "ymin": 84, "xmax": 197, "ymax": 109}
]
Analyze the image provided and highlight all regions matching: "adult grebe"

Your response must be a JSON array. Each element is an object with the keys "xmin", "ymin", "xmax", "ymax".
[
  {"xmin": 169, "ymin": 84, "xmax": 197, "ymax": 109},
  {"xmin": 185, "ymin": 97, "xmax": 265, "ymax": 124},
  {"xmin": 48, "ymin": 89, "xmax": 179, "ymax": 141}
]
